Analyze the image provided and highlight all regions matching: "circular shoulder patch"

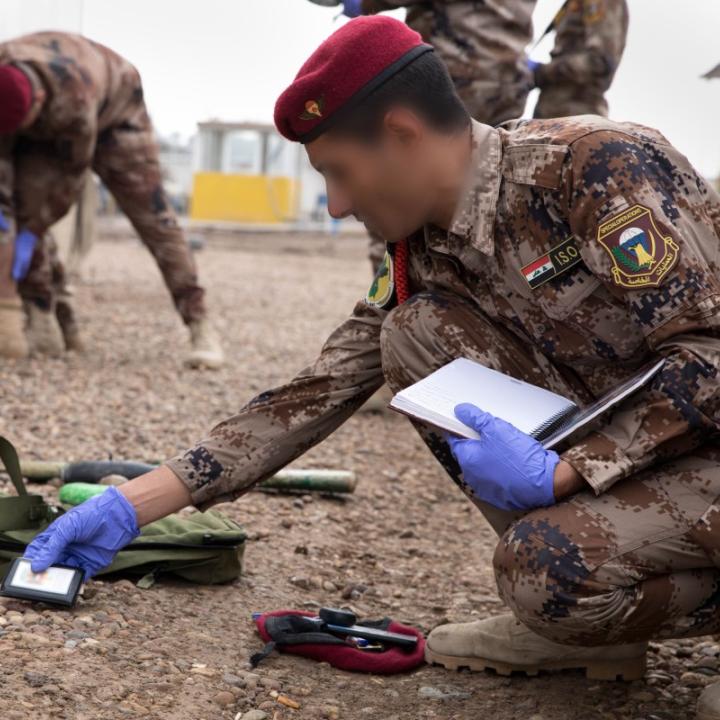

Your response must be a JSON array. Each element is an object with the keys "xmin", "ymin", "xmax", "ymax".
[{"xmin": 366, "ymin": 251, "xmax": 395, "ymax": 309}]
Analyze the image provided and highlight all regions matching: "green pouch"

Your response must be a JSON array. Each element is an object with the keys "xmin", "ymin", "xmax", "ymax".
[{"xmin": 0, "ymin": 436, "xmax": 245, "ymax": 587}]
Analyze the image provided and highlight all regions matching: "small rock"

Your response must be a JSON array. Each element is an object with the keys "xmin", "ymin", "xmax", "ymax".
[
  {"xmin": 289, "ymin": 576, "xmax": 310, "ymax": 590},
  {"xmin": 223, "ymin": 673, "xmax": 245, "ymax": 687},
  {"xmin": 630, "ymin": 690, "xmax": 655, "ymax": 702},
  {"xmin": 260, "ymin": 677, "xmax": 281, "ymax": 690},
  {"xmin": 239, "ymin": 711, "xmax": 268, "ymax": 720},
  {"xmin": 213, "ymin": 691, "xmax": 236, "ymax": 707},
  {"xmin": 322, "ymin": 580, "xmax": 337, "ymax": 592},
  {"xmin": 24, "ymin": 671, "xmax": 49, "ymax": 687},
  {"xmin": 418, "ymin": 686, "xmax": 471, "ymax": 700},
  {"xmin": 680, "ymin": 671, "xmax": 713, "ymax": 687}
]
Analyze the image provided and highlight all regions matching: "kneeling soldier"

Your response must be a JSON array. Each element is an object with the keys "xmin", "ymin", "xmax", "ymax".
[{"xmin": 25, "ymin": 18, "xmax": 720, "ymax": 719}]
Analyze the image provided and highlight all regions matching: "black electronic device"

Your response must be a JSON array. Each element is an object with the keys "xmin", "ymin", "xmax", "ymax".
[{"xmin": 0, "ymin": 558, "xmax": 83, "ymax": 607}]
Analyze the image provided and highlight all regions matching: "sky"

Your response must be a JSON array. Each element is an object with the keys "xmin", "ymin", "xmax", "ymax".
[{"xmin": 2, "ymin": 0, "xmax": 720, "ymax": 176}]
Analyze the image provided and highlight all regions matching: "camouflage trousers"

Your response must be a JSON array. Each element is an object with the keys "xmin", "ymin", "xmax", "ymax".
[{"xmin": 380, "ymin": 291, "xmax": 720, "ymax": 645}]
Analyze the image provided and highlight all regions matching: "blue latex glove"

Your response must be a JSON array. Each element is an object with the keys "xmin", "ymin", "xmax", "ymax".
[
  {"xmin": 342, "ymin": 0, "xmax": 362, "ymax": 17},
  {"xmin": 12, "ymin": 229, "xmax": 38, "ymax": 281},
  {"xmin": 0, "ymin": 209, "xmax": 9, "ymax": 232},
  {"xmin": 527, "ymin": 58, "xmax": 541, "ymax": 73},
  {"xmin": 24, "ymin": 486, "xmax": 140, "ymax": 580},
  {"xmin": 448, "ymin": 403, "xmax": 559, "ymax": 511}
]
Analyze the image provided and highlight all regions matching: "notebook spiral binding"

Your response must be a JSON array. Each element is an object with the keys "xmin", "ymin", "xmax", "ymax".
[{"xmin": 531, "ymin": 406, "xmax": 578, "ymax": 442}]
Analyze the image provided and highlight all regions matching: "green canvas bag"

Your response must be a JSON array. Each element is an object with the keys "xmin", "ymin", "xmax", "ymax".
[{"xmin": 0, "ymin": 436, "xmax": 246, "ymax": 587}]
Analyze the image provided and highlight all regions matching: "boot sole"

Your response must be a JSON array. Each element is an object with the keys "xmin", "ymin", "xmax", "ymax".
[{"xmin": 424, "ymin": 647, "xmax": 646, "ymax": 681}]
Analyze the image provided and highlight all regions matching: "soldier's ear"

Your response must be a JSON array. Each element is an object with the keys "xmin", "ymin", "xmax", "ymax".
[{"xmin": 383, "ymin": 107, "xmax": 424, "ymax": 148}]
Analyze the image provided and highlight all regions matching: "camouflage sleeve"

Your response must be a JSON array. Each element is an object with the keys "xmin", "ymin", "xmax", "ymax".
[
  {"xmin": 560, "ymin": 129, "xmax": 720, "ymax": 494},
  {"xmin": 535, "ymin": 0, "xmax": 628, "ymax": 88},
  {"xmin": 164, "ymin": 301, "xmax": 386, "ymax": 509}
]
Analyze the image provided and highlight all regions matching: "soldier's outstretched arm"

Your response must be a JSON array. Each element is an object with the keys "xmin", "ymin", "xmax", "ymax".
[
  {"xmin": 24, "ymin": 301, "xmax": 387, "ymax": 577},
  {"xmin": 558, "ymin": 129, "xmax": 720, "ymax": 495}
]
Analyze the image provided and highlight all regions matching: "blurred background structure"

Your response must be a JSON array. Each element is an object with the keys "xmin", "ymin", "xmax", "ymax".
[{"xmin": 1, "ymin": 0, "xmax": 719, "ymax": 229}]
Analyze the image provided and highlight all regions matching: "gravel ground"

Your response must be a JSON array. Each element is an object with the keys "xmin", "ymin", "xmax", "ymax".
[{"xmin": 0, "ymin": 227, "xmax": 713, "ymax": 720}]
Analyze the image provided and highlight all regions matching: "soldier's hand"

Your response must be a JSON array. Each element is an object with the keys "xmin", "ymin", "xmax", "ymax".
[
  {"xmin": 448, "ymin": 404, "xmax": 559, "ymax": 511},
  {"xmin": 24, "ymin": 486, "xmax": 140, "ymax": 580}
]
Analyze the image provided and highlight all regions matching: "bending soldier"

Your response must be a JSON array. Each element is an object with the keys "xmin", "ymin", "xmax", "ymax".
[{"xmin": 0, "ymin": 32, "xmax": 224, "ymax": 367}]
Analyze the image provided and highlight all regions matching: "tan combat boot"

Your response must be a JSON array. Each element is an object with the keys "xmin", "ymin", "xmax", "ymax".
[
  {"xmin": 185, "ymin": 317, "xmax": 224, "ymax": 369},
  {"xmin": 425, "ymin": 614, "xmax": 647, "ymax": 681},
  {"xmin": 0, "ymin": 298, "xmax": 29, "ymax": 359},
  {"xmin": 697, "ymin": 682, "xmax": 720, "ymax": 720},
  {"xmin": 26, "ymin": 303, "xmax": 65, "ymax": 357}
]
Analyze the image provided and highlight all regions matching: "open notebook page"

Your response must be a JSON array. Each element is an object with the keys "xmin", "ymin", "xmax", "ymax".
[{"xmin": 389, "ymin": 358, "xmax": 577, "ymax": 440}]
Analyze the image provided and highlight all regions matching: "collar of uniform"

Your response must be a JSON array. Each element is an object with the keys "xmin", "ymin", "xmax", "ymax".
[{"xmin": 445, "ymin": 120, "xmax": 502, "ymax": 257}]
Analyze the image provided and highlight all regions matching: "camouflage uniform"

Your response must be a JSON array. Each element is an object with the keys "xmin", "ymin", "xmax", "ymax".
[
  {"xmin": 533, "ymin": 0, "xmax": 629, "ymax": 119},
  {"xmin": 364, "ymin": 0, "xmax": 537, "ymax": 272},
  {"xmin": 0, "ymin": 32, "xmax": 205, "ymax": 324},
  {"xmin": 167, "ymin": 115, "xmax": 720, "ymax": 644}
]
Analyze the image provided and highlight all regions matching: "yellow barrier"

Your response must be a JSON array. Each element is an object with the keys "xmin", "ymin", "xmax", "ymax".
[{"xmin": 190, "ymin": 172, "xmax": 297, "ymax": 223}]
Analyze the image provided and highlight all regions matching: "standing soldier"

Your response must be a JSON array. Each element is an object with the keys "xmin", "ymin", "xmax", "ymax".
[
  {"xmin": 25, "ymin": 18, "xmax": 720, "ymax": 719},
  {"xmin": 308, "ymin": 0, "xmax": 537, "ymax": 272},
  {"xmin": 532, "ymin": 0, "xmax": 629, "ymax": 118},
  {"xmin": 0, "ymin": 32, "xmax": 224, "ymax": 367}
]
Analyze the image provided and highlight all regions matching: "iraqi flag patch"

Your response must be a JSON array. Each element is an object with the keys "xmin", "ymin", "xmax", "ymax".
[{"xmin": 521, "ymin": 236, "xmax": 582, "ymax": 289}]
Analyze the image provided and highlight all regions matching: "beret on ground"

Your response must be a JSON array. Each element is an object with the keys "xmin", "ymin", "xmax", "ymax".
[
  {"xmin": 0, "ymin": 65, "xmax": 33, "ymax": 134},
  {"xmin": 274, "ymin": 15, "xmax": 433, "ymax": 143}
]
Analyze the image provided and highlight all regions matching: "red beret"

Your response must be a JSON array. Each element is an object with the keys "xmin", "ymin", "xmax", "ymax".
[
  {"xmin": 0, "ymin": 65, "xmax": 33, "ymax": 134},
  {"xmin": 274, "ymin": 16, "xmax": 432, "ymax": 143}
]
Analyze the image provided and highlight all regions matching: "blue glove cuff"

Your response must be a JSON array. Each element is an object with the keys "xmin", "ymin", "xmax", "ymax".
[{"xmin": 99, "ymin": 486, "xmax": 140, "ymax": 538}]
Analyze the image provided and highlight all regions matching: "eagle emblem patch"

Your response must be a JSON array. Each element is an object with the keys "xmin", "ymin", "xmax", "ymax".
[
  {"xmin": 597, "ymin": 204, "xmax": 679, "ymax": 289},
  {"xmin": 300, "ymin": 96, "xmax": 325, "ymax": 120},
  {"xmin": 366, "ymin": 251, "xmax": 394, "ymax": 309}
]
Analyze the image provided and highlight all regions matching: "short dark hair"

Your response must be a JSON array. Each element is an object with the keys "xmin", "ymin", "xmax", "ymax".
[{"xmin": 328, "ymin": 51, "xmax": 470, "ymax": 141}]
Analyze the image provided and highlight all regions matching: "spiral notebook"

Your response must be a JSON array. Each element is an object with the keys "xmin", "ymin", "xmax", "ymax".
[{"xmin": 389, "ymin": 357, "xmax": 665, "ymax": 449}]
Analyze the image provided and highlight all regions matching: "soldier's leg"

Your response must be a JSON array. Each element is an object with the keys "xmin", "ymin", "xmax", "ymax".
[
  {"xmin": 48, "ymin": 235, "xmax": 83, "ymax": 352},
  {"xmin": 494, "ymin": 446, "xmax": 720, "ymax": 646},
  {"xmin": 380, "ymin": 290, "xmax": 588, "ymax": 535},
  {"xmin": 381, "ymin": 292, "xmax": 650, "ymax": 678},
  {"xmin": 18, "ymin": 234, "xmax": 64, "ymax": 356},
  {"xmin": 92, "ymin": 105, "xmax": 206, "ymax": 325},
  {"xmin": 93, "ymin": 93, "xmax": 222, "ymax": 368}
]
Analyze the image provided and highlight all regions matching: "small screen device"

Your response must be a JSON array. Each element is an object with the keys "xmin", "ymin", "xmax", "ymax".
[{"xmin": 1, "ymin": 558, "xmax": 83, "ymax": 607}]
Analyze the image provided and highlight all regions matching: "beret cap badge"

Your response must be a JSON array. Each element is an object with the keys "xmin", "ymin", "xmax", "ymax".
[{"xmin": 300, "ymin": 96, "xmax": 325, "ymax": 120}]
